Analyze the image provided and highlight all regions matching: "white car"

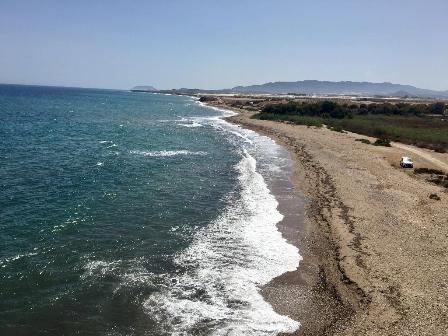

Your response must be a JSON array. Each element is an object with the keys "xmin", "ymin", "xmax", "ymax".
[{"xmin": 400, "ymin": 156, "xmax": 413, "ymax": 168}]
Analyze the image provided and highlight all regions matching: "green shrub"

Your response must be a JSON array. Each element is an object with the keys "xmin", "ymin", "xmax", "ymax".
[
  {"xmin": 255, "ymin": 102, "xmax": 448, "ymax": 152},
  {"xmin": 428, "ymin": 102, "xmax": 446, "ymax": 115},
  {"xmin": 330, "ymin": 125, "xmax": 345, "ymax": 133},
  {"xmin": 355, "ymin": 138, "xmax": 371, "ymax": 144},
  {"xmin": 373, "ymin": 138, "xmax": 391, "ymax": 147},
  {"xmin": 433, "ymin": 144, "xmax": 447, "ymax": 153},
  {"xmin": 253, "ymin": 113, "xmax": 323, "ymax": 127},
  {"xmin": 261, "ymin": 100, "xmax": 445, "ymax": 118}
]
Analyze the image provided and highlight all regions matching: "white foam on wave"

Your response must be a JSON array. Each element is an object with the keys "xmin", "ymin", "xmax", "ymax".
[
  {"xmin": 178, "ymin": 121, "xmax": 203, "ymax": 128},
  {"xmin": 130, "ymin": 150, "xmax": 207, "ymax": 157},
  {"xmin": 144, "ymin": 98, "xmax": 302, "ymax": 334},
  {"xmin": 99, "ymin": 140, "xmax": 117, "ymax": 149},
  {"xmin": 81, "ymin": 258, "xmax": 157, "ymax": 295},
  {"xmin": 81, "ymin": 260, "xmax": 120, "ymax": 280},
  {"xmin": 222, "ymin": 127, "xmax": 254, "ymax": 145},
  {"xmin": 195, "ymin": 100, "xmax": 238, "ymax": 117},
  {"xmin": 0, "ymin": 252, "xmax": 38, "ymax": 268},
  {"xmin": 144, "ymin": 145, "xmax": 301, "ymax": 334}
]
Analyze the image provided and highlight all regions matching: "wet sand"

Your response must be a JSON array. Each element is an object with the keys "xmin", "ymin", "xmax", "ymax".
[
  {"xmin": 204, "ymin": 99, "xmax": 448, "ymax": 335},
  {"xmin": 260, "ymin": 143, "xmax": 349, "ymax": 336}
]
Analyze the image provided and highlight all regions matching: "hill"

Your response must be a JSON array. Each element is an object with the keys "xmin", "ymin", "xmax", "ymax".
[
  {"xmin": 131, "ymin": 85, "xmax": 157, "ymax": 92},
  {"xmin": 231, "ymin": 80, "xmax": 448, "ymax": 98}
]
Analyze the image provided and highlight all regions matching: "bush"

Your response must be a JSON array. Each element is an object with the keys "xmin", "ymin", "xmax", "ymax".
[
  {"xmin": 434, "ymin": 146, "xmax": 447, "ymax": 153},
  {"xmin": 373, "ymin": 138, "xmax": 391, "ymax": 147},
  {"xmin": 414, "ymin": 168, "xmax": 448, "ymax": 188},
  {"xmin": 428, "ymin": 102, "xmax": 445, "ymax": 115},
  {"xmin": 429, "ymin": 193, "xmax": 441, "ymax": 200},
  {"xmin": 330, "ymin": 125, "xmax": 345, "ymax": 133},
  {"xmin": 414, "ymin": 167, "xmax": 445, "ymax": 175},
  {"xmin": 253, "ymin": 113, "xmax": 323, "ymax": 127},
  {"xmin": 355, "ymin": 138, "xmax": 371, "ymax": 144},
  {"xmin": 262, "ymin": 100, "xmax": 445, "ymax": 118},
  {"xmin": 257, "ymin": 102, "xmax": 448, "ymax": 151}
]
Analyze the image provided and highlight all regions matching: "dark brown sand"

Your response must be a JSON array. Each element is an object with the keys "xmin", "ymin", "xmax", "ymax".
[{"xmin": 260, "ymin": 150, "xmax": 347, "ymax": 335}]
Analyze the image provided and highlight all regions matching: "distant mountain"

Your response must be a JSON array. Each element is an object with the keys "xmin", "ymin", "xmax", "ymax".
[
  {"xmin": 231, "ymin": 80, "xmax": 448, "ymax": 98},
  {"xmin": 131, "ymin": 85, "xmax": 157, "ymax": 92}
]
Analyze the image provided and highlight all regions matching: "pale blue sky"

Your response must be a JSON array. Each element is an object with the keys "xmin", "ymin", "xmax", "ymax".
[{"xmin": 1, "ymin": 0, "xmax": 447, "ymax": 90}]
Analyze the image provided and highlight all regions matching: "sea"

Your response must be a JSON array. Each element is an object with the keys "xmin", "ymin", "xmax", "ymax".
[{"xmin": 0, "ymin": 85, "xmax": 302, "ymax": 336}]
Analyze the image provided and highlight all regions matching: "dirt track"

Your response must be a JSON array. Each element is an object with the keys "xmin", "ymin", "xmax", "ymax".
[{"xmin": 392, "ymin": 142, "xmax": 448, "ymax": 172}]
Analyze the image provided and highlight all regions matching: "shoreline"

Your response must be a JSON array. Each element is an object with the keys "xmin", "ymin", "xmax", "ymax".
[
  {"xmin": 226, "ymin": 112, "xmax": 356, "ymax": 335},
  {"xmin": 202, "ymin": 98, "xmax": 448, "ymax": 335},
  {"xmin": 203, "ymin": 100, "xmax": 357, "ymax": 334}
]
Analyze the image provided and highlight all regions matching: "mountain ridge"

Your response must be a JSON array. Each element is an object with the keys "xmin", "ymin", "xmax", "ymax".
[{"xmin": 230, "ymin": 80, "xmax": 448, "ymax": 98}]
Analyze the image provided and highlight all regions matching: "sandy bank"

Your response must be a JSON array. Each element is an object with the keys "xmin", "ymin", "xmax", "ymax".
[{"xmin": 204, "ymin": 99, "xmax": 448, "ymax": 335}]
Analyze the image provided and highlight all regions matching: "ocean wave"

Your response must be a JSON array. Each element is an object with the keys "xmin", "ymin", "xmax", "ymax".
[
  {"xmin": 81, "ymin": 260, "xmax": 120, "ymax": 280},
  {"xmin": 195, "ymin": 100, "xmax": 238, "ymax": 117},
  {"xmin": 141, "ymin": 102, "xmax": 302, "ymax": 334},
  {"xmin": 224, "ymin": 128, "xmax": 254, "ymax": 145},
  {"xmin": 99, "ymin": 140, "xmax": 117, "ymax": 149},
  {"xmin": 81, "ymin": 258, "xmax": 158, "ymax": 295},
  {"xmin": 51, "ymin": 216, "xmax": 82, "ymax": 233},
  {"xmin": 130, "ymin": 150, "xmax": 207, "ymax": 157},
  {"xmin": 144, "ymin": 148, "xmax": 301, "ymax": 335},
  {"xmin": 0, "ymin": 252, "xmax": 38, "ymax": 267},
  {"xmin": 178, "ymin": 121, "xmax": 203, "ymax": 128}
]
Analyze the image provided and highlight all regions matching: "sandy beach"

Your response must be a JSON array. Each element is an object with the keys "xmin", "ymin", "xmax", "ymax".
[{"xmin": 205, "ymin": 98, "xmax": 448, "ymax": 335}]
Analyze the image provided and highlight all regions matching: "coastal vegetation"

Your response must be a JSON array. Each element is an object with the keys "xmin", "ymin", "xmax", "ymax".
[
  {"xmin": 372, "ymin": 138, "xmax": 391, "ymax": 147},
  {"xmin": 253, "ymin": 101, "xmax": 448, "ymax": 152},
  {"xmin": 414, "ymin": 167, "xmax": 448, "ymax": 188},
  {"xmin": 355, "ymin": 138, "xmax": 372, "ymax": 144}
]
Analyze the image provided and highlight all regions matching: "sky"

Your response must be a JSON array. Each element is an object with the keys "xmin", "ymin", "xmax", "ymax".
[{"xmin": 0, "ymin": 0, "xmax": 447, "ymax": 91}]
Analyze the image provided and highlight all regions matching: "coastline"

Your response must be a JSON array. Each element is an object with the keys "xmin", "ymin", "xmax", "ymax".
[
  {"xmin": 225, "ymin": 109, "xmax": 356, "ymax": 335},
  {"xmin": 231, "ymin": 115, "xmax": 366, "ymax": 336},
  {"xmin": 202, "ymin": 99, "xmax": 448, "ymax": 335},
  {"xmin": 203, "ymin": 100, "xmax": 356, "ymax": 334}
]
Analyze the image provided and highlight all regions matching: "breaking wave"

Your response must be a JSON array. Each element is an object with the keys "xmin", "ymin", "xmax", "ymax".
[
  {"xmin": 130, "ymin": 150, "xmax": 208, "ymax": 157},
  {"xmin": 143, "ymin": 113, "xmax": 302, "ymax": 335}
]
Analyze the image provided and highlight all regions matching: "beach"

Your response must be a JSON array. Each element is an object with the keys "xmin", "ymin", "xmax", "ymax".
[{"xmin": 204, "ymin": 98, "xmax": 448, "ymax": 335}]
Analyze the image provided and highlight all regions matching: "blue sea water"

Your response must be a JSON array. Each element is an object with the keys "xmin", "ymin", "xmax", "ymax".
[{"xmin": 0, "ymin": 85, "xmax": 301, "ymax": 335}]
